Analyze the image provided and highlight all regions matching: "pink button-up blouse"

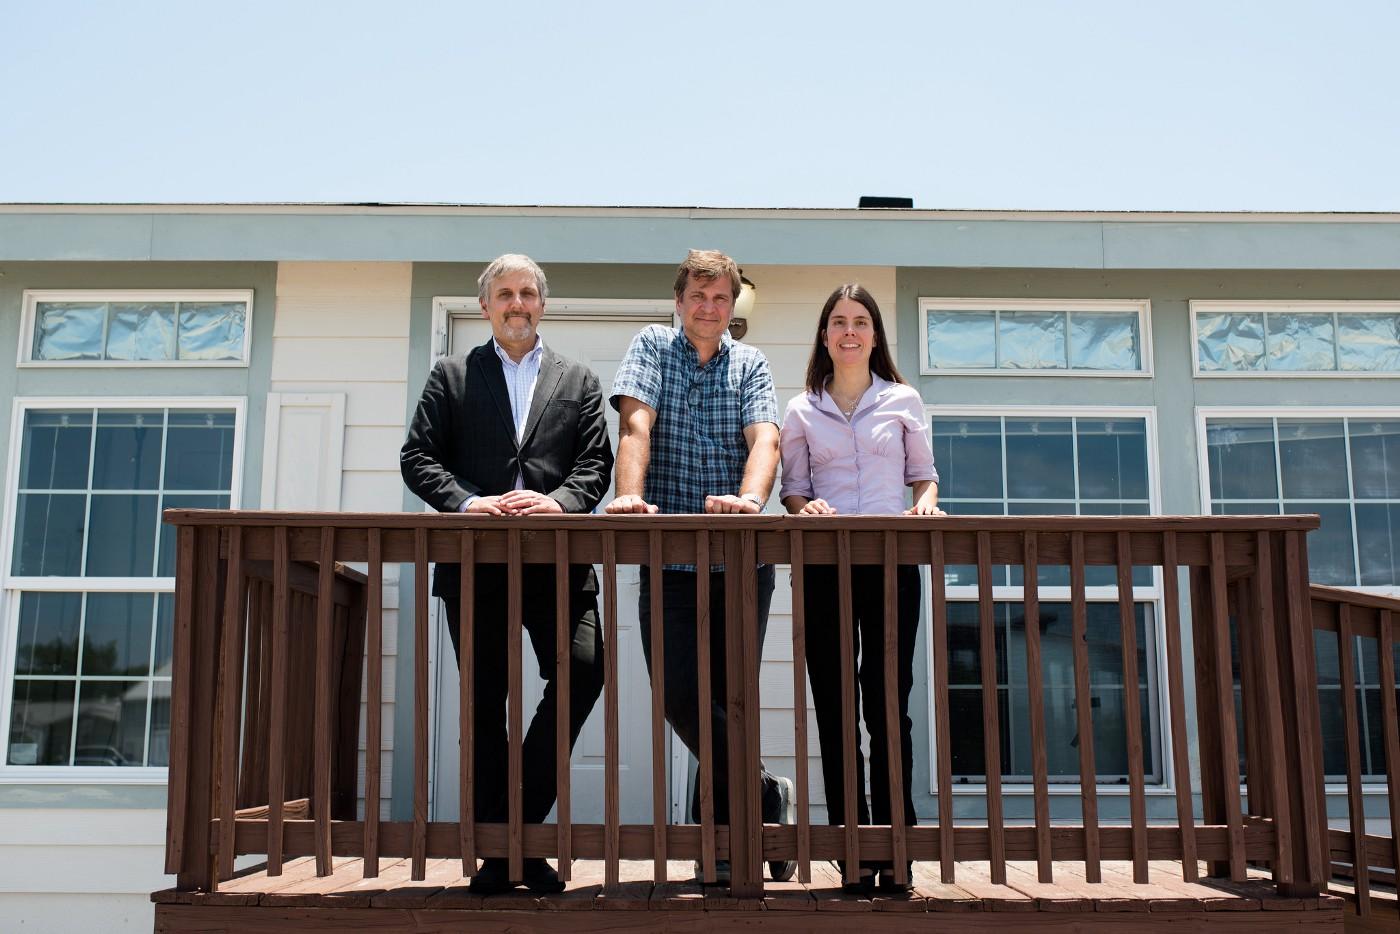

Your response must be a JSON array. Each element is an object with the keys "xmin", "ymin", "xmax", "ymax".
[{"xmin": 779, "ymin": 376, "xmax": 938, "ymax": 515}]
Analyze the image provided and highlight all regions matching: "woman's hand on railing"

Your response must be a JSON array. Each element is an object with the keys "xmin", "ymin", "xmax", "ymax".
[
  {"xmin": 797, "ymin": 498, "xmax": 837, "ymax": 515},
  {"xmin": 906, "ymin": 503, "xmax": 946, "ymax": 516}
]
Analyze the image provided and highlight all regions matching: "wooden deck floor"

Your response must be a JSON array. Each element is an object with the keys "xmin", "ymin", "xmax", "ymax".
[{"xmin": 154, "ymin": 858, "xmax": 1348, "ymax": 932}]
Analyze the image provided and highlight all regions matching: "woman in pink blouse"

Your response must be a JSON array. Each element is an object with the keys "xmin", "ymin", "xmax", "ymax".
[{"xmin": 779, "ymin": 283, "xmax": 940, "ymax": 894}]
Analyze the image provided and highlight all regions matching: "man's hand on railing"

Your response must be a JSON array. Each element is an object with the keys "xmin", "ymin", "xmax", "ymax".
[
  {"xmin": 604, "ymin": 494, "xmax": 659, "ymax": 514},
  {"xmin": 497, "ymin": 490, "xmax": 564, "ymax": 515},
  {"xmin": 704, "ymin": 494, "xmax": 762, "ymax": 514}
]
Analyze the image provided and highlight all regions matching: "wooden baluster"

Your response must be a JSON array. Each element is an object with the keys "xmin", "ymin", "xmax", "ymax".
[
  {"xmin": 1376, "ymin": 610, "xmax": 1400, "ymax": 900},
  {"xmin": 603, "ymin": 531, "xmax": 620, "ymax": 890},
  {"xmin": 975, "ymin": 532, "xmax": 1005, "ymax": 884},
  {"xmin": 1160, "ymin": 533, "xmax": 1198, "ymax": 882},
  {"xmin": 239, "ymin": 578, "xmax": 266, "ymax": 810},
  {"xmin": 554, "ymin": 529, "xmax": 571, "ymax": 881},
  {"xmin": 929, "ymin": 531, "xmax": 955, "ymax": 883},
  {"xmin": 695, "ymin": 530, "xmax": 717, "ymax": 883},
  {"xmin": 882, "ymin": 531, "xmax": 909, "ymax": 886},
  {"xmin": 1283, "ymin": 531, "xmax": 1327, "ymax": 889},
  {"xmin": 364, "ymin": 529, "xmax": 383, "ymax": 878},
  {"xmin": 268, "ymin": 526, "xmax": 291, "ymax": 876},
  {"xmin": 649, "ymin": 530, "xmax": 668, "ymax": 881},
  {"xmin": 1022, "ymin": 532, "xmax": 1052, "ymax": 883},
  {"xmin": 1335, "ymin": 603, "xmax": 1370, "ymax": 916},
  {"xmin": 216, "ymin": 526, "xmax": 247, "ymax": 882},
  {"xmin": 735, "ymin": 530, "xmax": 764, "ymax": 897},
  {"xmin": 1070, "ymin": 531, "xmax": 1101, "ymax": 882},
  {"xmin": 836, "ymin": 529, "xmax": 860, "ymax": 884},
  {"xmin": 411, "ymin": 527, "xmax": 429, "ymax": 880},
  {"xmin": 507, "ymin": 528, "xmax": 524, "ymax": 881},
  {"xmin": 1234, "ymin": 578, "xmax": 1264, "ymax": 821},
  {"xmin": 459, "ymin": 530, "xmax": 476, "ymax": 877},
  {"xmin": 1208, "ymin": 533, "xmax": 1246, "ymax": 880},
  {"xmin": 313, "ymin": 527, "xmax": 336, "ymax": 876},
  {"xmin": 1250, "ymin": 532, "xmax": 1291, "ymax": 886},
  {"xmin": 1116, "ymin": 531, "xmax": 1149, "ymax": 884},
  {"xmin": 789, "ymin": 529, "xmax": 811, "ymax": 884}
]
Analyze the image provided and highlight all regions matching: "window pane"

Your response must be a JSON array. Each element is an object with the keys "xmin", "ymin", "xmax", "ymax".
[
  {"xmin": 1287, "ymin": 501, "xmax": 1356, "ymax": 585},
  {"xmin": 92, "ymin": 410, "xmax": 163, "ymax": 490},
  {"xmin": 1349, "ymin": 420, "xmax": 1400, "ymax": 499},
  {"xmin": 1266, "ymin": 312, "xmax": 1336, "ymax": 371},
  {"xmin": 33, "ymin": 302, "xmax": 105, "ymax": 360},
  {"xmin": 1212, "ymin": 501, "xmax": 1282, "ymax": 515},
  {"xmin": 1356, "ymin": 503, "xmax": 1400, "ymax": 587},
  {"xmin": 1005, "ymin": 418, "xmax": 1074, "ymax": 499},
  {"xmin": 1337, "ymin": 313, "xmax": 1400, "ymax": 372},
  {"xmin": 106, "ymin": 303, "xmax": 176, "ymax": 361},
  {"xmin": 1196, "ymin": 312, "xmax": 1264, "ymax": 371},
  {"xmin": 20, "ymin": 410, "xmax": 92, "ymax": 490},
  {"xmin": 999, "ymin": 311, "xmax": 1067, "ymax": 369},
  {"xmin": 154, "ymin": 593, "xmax": 174, "ymax": 675},
  {"xmin": 148, "ymin": 682, "xmax": 170, "ymax": 767},
  {"xmin": 927, "ymin": 311, "xmax": 996, "ymax": 369},
  {"xmin": 164, "ymin": 411, "xmax": 235, "ymax": 490},
  {"xmin": 177, "ymin": 302, "xmax": 246, "ymax": 361},
  {"xmin": 1076, "ymin": 419, "xmax": 1149, "ymax": 500},
  {"xmin": 157, "ymin": 494, "xmax": 229, "ymax": 576},
  {"xmin": 82, "ymin": 593, "xmax": 155, "ymax": 677},
  {"xmin": 13, "ymin": 493, "xmax": 87, "ymax": 576},
  {"xmin": 15, "ymin": 592, "xmax": 81, "ymax": 676},
  {"xmin": 932, "ymin": 417, "xmax": 1003, "ymax": 499},
  {"xmin": 74, "ymin": 680, "xmax": 147, "ymax": 767},
  {"xmin": 8, "ymin": 680, "xmax": 74, "ymax": 765},
  {"xmin": 1277, "ymin": 419, "xmax": 1349, "ymax": 499},
  {"xmin": 1070, "ymin": 312, "xmax": 1140, "ymax": 370},
  {"xmin": 1205, "ymin": 420, "xmax": 1278, "ymax": 500},
  {"xmin": 85, "ymin": 494, "xmax": 159, "ymax": 577}
]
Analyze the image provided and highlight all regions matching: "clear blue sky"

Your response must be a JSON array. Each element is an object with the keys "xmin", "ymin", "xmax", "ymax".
[{"xmin": 3, "ymin": 0, "xmax": 1398, "ymax": 210}]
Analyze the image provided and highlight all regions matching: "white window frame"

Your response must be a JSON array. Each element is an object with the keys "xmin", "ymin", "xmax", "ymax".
[
  {"xmin": 18, "ymin": 290, "xmax": 255, "ymax": 368},
  {"xmin": 0, "ymin": 395, "xmax": 246, "ymax": 783},
  {"xmin": 1189, "ymin": 300, "xmax": 1400, "ymax": 379},
  {"xmin": 430, "ymin": 296, "xmax": 675, "ymax": 361},
  {"xmin": 918, "ymin": 298, "xmax": 1153, "ymax": 377},
  {"xmin": 1197, "ymin": 405, "xmax": 1400, "ymax": 794},
  {"xmin": 923, "ymin": 404, "xmax": 1175, "ymax": 797}
]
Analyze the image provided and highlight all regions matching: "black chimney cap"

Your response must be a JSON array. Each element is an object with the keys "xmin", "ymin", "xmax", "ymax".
[{"xmin": 858, "ymin": 196, "xmax": 913, "ymax": 208}]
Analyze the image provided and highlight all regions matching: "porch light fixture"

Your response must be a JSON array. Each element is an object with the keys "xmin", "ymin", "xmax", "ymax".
[{"xmin": 729, "ymin": 272, "xmax": 757, "ymax": 340}]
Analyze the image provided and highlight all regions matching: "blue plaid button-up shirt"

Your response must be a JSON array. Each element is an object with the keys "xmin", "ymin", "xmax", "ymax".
[{"xmin": 610, "ymin": 325, "xmax": 778, "ymax": 516}]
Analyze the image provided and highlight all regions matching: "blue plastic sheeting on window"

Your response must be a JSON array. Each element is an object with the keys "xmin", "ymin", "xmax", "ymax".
[
  {"xmin": 1196, "ymin": 312, "xmax": 1265, "ymax": 371},
  {"xmin": 106, "ymin": 303, "xmax": 176, "ymax": 360},
  {"xmin": 177, "ymin": 302, "xmax": 245, "ymax": 360},
  {"xmin": 1337, "ymin": 313, "xmax": 1400, "ymax": 372},
  {"xmin": 82, "ymin": 593, "xmax": 156, "ymax": 677},
  {"xmin": 1070, "ymin": 312, "xmax": 1140, "ymax": 370},
  {"xmin": 1349, "ymin": 420, "xmax": 1400, "ymax": 498},
  {"xmin": 7, "ymin": 680, "xmax": 75, "ymax": 765},
  {"xmin": 1277, "ymin": 419, "xmax": 1349, "ymax": 499},
  {"xmin": 1205, "ymin": 420, "xmax": 1278, "ymax": 500},
  {"xmin": 999, "ymin": 311, "xmax": 1067, "ymax": 369},
  {"xmin": 14, "ymin": 592, "xmax": 82, "ymax": 676},
  {"xmin": 1266, "ymin": 313, "xmax": 1336, "ymax": 371},
  {"xmin": 927, "ymin": 311, "xmax": 996, "ymax": 368},
  {"xmin": 33, "ymin": 303, "xmax": 105, "ymax": 360},
  {"xmin": 74, "ymin": 679, "xmax": 148, "ymax": 766},
  {"xmin": 20, "ymin": 410, "xmax": 93, "ymax": 490}
]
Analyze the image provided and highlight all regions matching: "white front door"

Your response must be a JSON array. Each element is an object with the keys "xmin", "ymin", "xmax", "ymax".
[{"xmin": 429, "ymin": 304, "xmax": 674, "ymax": 825}]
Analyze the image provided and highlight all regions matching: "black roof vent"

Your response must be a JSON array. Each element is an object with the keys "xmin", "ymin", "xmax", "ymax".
[{"xmin": 858, "ymin": 196, "xmax": 913, "ymax": 209}]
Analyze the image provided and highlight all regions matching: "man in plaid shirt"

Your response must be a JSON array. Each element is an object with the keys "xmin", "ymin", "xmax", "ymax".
[{"xmin": 606, "ymin": 249, "xmax": 795, "ymax": 884}]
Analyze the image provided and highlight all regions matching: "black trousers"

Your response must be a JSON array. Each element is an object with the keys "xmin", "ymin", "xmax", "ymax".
[
  {"xmin": 803, "ymin": 564, "xmax": 920, "ymax": 857},
  {"xmin": 639, "ymin": 565, "xmax": 784, "ymax": 826},
  {"xmin": 442, "ymin": 565, "xmax": 604, "ymax": 825}
]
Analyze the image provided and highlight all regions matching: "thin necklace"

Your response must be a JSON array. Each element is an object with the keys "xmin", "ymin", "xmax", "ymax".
[{"xmin": 828, "ymin": 382, "xmax": 866, "ymax": 419}]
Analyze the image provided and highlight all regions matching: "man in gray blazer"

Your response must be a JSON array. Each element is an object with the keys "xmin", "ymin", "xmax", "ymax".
[{"xmin": 401, "ymin": 253, "xmax": 612, "ymax": 894}]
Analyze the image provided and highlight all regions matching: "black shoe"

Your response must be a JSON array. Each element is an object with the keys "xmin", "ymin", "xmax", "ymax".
[
  {"xmin": 836, "ymin": 861, "xmax": 876, "ymax": 896},
  {"xmin": 876, "ymin": 867, "xmax": 913, "ymax": 893},
  {"xmin": 522, "ymin": 858, "xmax": 566, "ymax": 894},
  {"xmin": 767, "ymin": 776, "xmax": 797, "ymax": 882},
  {"xmin": 694, "ymin": 859, "xmax": 732, "ymax": 885},
  {"xmin": 468, "ymin": 858, "xmax": 515, "ymax": 894}
]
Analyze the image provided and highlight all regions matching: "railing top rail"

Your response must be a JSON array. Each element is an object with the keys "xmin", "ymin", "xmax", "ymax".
[
  {"xmin": 162, "ymin": 509, "xmax": 1321, "ymax": 533},
  {"xmin": 1310, "ymin": 583, "xmax": 1400, "ymax": 618}
]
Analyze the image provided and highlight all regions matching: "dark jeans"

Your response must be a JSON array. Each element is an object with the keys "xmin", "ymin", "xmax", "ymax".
[
  {"xmin": 639, "ymin": 564, "xmax": 784, "ymax": 826},
  {"xmin": 442, "ymin": 565, "xmax": 604, "ymax": 825},
  {"xmin": 804, "ymin": 563, "xmax": 920, "ymax": 861}
]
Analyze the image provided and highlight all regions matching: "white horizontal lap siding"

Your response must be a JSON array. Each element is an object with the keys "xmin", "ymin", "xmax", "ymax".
[
  {"xmin": 746, "ymin": 267, "xmax": 896, "ymax": 812},
  {"xmin": 271, "ymin": 262, "xmax": 412, "ymax": 820}
]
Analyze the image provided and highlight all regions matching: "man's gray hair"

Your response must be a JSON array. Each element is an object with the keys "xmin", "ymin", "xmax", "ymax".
[{"xmin": 477, "ymin": 253, "xmax": 549, "ymax": 303}]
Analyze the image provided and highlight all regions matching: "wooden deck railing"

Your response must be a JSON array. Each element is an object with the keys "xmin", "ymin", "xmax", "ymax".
[
  {"xmin": 1309, "ymin": 584, "xmax": 1400, "ymax": 918},
  {"xmin": 162, "ymin": 511, "xmax": 1330, "ymax": 902}
]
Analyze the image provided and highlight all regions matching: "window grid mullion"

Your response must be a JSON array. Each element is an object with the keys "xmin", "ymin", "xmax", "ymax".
[
  {"xmin": 66, "ymin": 594, "xmax": 87, "ymax": 766},
  {"xmin": 78, "ymin": 409, "xmax": 98, "ymax": 579}
]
